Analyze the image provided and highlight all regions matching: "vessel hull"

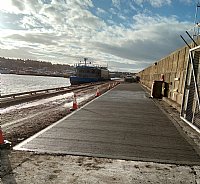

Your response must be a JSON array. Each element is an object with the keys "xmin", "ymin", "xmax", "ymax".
[{"xmin": 70, "ymin": 76, "xmax": 99, "ymax": 85}]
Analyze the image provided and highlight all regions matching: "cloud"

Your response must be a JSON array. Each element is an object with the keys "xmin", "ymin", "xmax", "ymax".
[
  {"xmin": 112, "ymin": 0, "xmax": 121, "ymax": 9},
  {"xmin": 96, "ymin": 8, "xmax": 107, "ymax": 16},
  {"xmin": 179, "ymin": 0, "xmax": 194, "ymax": 4},
  {"xmin": 88, "ymin": 13, "xmax": 191, "ymax": 70},
  {"xmin": 133, "ymin": 0, "xmax": 171, "ymax": 7},
  {"xmin": 11, "ymin": 0, "xmax": 25, "ymax": 11},
  {"xmin": 0, "ymin": 0, "xmax": 22, "ymax": 14},
  {"xmin": 0, "ymin": 0, "xmax": 193, "ymax": 72},
  {"xmin": 0, "ymin": 47, "xmax": 38, "ymax": 60},
  {"xmin": 6, "ymin": 33, "xmax": 60, "ymax": 45}
]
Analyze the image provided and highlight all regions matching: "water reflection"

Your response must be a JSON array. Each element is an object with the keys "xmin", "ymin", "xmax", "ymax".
[{"xmin": 1, "ymin": 74, "xmax": 70, "ymax": 95}]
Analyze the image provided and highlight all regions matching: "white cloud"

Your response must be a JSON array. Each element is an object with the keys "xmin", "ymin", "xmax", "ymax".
[
  {"xmin": 0, "ymin": 0, "xmax": 22, "ymax": 14},
  {"xmin": 134, "ymin": 0, "xmax": 171, "ymax": 7},
  {"xmin": 96, "ymin": 8, "xmax": 107, "ymax": 16},
  {"xmin": 89, "ymin": 13, "xmax": 191, "ymax": 66},
  {"xmin": 0, "ymin": 0, "xmax": 193, "ymax": 72},
  {"xmin": 0, "ymin": 0, "xmax": 43, "ymax": 15},
  {"xmin": 112, "ymin": 0, "xmax": 121, "ymax": 9},
  {"xmin": 179, "ymin": 0, "xmax": 193, "ymax": 4}
]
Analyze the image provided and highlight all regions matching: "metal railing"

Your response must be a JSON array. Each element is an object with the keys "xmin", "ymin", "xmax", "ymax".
[
  {"xmin": 0, "ymin": 86, "xmax": 71, "ymax": 99},
  {"xmin": 181, "ymin": 46, "xmax": 200, "ymax": 131},
  {"xmin": 0, "ymin": 82, "xmax": 110, "ymax": 108}
]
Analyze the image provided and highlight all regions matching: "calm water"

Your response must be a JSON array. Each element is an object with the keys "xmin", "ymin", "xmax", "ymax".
[{"xmin": 0, "ymin": 74, "xmax": 70, "ymax": 95}]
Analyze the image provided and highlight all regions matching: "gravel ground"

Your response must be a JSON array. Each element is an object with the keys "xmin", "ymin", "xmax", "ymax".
[
  {"xmin": 1, "ymin": 83, "xmax": 111, "ymax": 146},
  {"xmin": 0, "ymin": 82, "xmax": 200, "ymax": 184},
  {"xmin": 1, "ymin": 150, "xmax": 200, "ymax": 184}
]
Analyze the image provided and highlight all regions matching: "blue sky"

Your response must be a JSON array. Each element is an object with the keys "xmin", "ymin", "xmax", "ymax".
[{"xmin": 0, "ymin": 0, "xmax": 198, "ymax": 72}]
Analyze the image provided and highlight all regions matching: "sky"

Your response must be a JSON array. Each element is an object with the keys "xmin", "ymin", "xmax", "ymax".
[{"xmin": 0, "ymin": 0, "xmax": 198, "ymax": 72}]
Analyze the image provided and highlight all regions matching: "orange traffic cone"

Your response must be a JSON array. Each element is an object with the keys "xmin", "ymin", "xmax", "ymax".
[
  {"xmin": 0, "ymin": 126, "xmax": 4, "ymax": 145},
  {"xmin": 0, "ymin": 126, "xmax": 11, "ymax": 149},
  {"xmin": 70, "ymin": 94, "xmax": 78, "ymax": 111},
  {"xmin": 95, "ymin": 87, "xmax": 100, "ymax": 97}
]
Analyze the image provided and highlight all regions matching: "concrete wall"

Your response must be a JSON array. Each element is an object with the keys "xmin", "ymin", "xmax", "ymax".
[{"xmin": 138, "ymin": 44, "xmax": 191, "ymax": 106}]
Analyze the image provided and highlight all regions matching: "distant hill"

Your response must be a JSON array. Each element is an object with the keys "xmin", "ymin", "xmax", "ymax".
[{"xmin": 0, "ymin": 57, "xmax": 74, "ymax": 72}]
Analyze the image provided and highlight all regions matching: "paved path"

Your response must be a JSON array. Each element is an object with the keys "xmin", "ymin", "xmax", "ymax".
[{"xmin": 14, "ymin": 83, "xmax": 200, "ymax": 165}]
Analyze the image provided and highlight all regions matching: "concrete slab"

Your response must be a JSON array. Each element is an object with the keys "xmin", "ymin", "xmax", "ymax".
[{"xmin": 14, "ymin": 83, "xmax": 200, "ymax": 165}]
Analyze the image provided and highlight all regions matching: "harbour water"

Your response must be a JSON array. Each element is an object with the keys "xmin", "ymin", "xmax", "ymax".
[{"xmin": 0, "ymin": 74, "xmax": 70, "ymax": 95}]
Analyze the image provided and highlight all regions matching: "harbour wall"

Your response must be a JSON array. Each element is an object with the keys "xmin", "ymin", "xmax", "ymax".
[{"xmin": 137, "ymin": 41, "xmax": 198, "ymax": 111}]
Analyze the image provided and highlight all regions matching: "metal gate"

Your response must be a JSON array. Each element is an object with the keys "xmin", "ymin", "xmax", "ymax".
[{"xmin": 181, "ymin": 45, "xmax": 200, "ymax": 130}]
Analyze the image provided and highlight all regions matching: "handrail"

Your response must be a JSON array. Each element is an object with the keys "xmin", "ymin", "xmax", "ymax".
[
  {"xmin": 0, "ymin": 86, "xmax": 71, "ymax": 99},
  {"xmin": 0, "ymin": 82, "xmax": 113, "ymax": 108},
  {"xmin": 0, "ymin": 83, "xmax": 100, "ymax": 99}
]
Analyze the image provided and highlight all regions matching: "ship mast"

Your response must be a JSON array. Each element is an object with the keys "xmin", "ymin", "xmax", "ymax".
[{"xmin": 84, "ymin": 58, "xmax": 88, "ymax": 66}]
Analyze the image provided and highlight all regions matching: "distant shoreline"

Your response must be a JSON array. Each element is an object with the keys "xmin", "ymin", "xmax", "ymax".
[{"xmin": 0, "ymin": 73, "xmax": 70, "ymax": 78}]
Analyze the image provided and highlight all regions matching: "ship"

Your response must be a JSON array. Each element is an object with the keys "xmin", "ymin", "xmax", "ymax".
[{"xmin": 70, "ymin": 58, "xmax": 110, "ymax": 85}]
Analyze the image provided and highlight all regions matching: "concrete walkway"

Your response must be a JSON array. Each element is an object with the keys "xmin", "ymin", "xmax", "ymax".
[{"xmin": 14, "ymin": 83, "xmax": 200, "ymax": 165}]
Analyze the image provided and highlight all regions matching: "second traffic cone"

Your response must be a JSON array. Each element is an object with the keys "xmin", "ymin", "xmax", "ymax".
[
  {"xmin": 70, "ymin": 94, "xmax": 78, "ymax": 111},
  {"xmin": 0, "ymin": 126, "xmax": 4, "ymax": 145},
  {"xmin": 0, "ymin": 126, "xmax": 11, "ymax": 149},
  {"xmin": 95, "ymin": 87, "xmax": 100, "ymax": 97}
]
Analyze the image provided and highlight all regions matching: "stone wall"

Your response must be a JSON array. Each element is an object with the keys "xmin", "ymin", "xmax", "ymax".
[{"xmin": 138, "ymin": 44, "xmax": 190, "ymax": 106}]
